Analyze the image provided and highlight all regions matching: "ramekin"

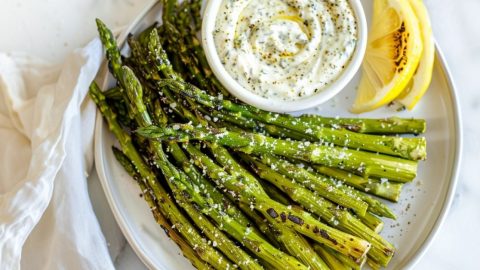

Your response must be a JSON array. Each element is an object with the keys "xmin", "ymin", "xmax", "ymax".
[{"xmin": 202, "ymin": 0, "xmax": 367, "ymax": 113}]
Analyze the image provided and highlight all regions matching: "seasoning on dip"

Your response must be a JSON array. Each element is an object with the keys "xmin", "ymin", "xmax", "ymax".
[{"xmin": 213, "ymin": 0, "xmax": 358, "ymax": 101}]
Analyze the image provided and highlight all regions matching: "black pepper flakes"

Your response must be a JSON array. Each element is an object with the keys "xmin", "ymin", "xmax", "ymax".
[
  {"xmin": 280, "ymin": 212, "xmax": 287, "ymax": 222},
  {"xmin": 267, "ymin": 208, "xmax": 279, "ymax": 218},
  {"xmin": 288, "ymin": 214, "xmax": 304, "ymax": 225}
]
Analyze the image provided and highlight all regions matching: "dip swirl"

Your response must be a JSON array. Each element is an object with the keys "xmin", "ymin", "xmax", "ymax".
[{"xmin": 213, "ymin": 0, "xmax": 358, "ymax": 101}]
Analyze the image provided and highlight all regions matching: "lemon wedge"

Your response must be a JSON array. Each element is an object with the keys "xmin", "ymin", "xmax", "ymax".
[
  {"xmin": 395, "ymin": 0, "xmax": 435, "ymax": 110},
  {"xmin": 351, "ymin": 0, "xmax": 423, "ymax": 113}
]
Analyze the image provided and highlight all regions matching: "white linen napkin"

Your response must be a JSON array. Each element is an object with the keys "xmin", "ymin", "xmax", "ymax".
[{"xmin": 0, "ymin": 39, "xmax": 114, "ymax": 270}]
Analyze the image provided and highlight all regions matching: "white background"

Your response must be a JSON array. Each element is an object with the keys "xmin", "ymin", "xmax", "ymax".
[{"xmin": 0, "ymin": 0, "xmax": 478, "ymax": 269}]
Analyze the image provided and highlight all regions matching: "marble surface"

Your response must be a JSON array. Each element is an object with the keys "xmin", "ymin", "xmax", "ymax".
[{"xmin": 1, "ymin": 0, "xmax": 479, "ymax": 269}]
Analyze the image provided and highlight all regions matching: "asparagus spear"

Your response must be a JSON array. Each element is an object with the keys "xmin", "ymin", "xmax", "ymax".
[
  {"xmin": 245, "ymin": 157, "xmax": 395, "ymax": 267},
  {"xmin": 299, "ymin": 115, "xmax": 426, "ymax": 134},
  {"xmin": 158, "ymin": 79, "xmax": 426, "ymax": 160},
  {"xmin": 89, "ymin": 82, "xmax": 233, "ymax": 269},
  {"xmin": 269, "ymin": 221, "xmax": 330, "ymax": 270},
  {"xmin": 167, "ymin": 164, "xmax": 308, "ymax": 270},
  {"xmin": 112, "ymin": 147, "xmax": 211, "ymax": 270},
  {"xmin": 104, "ymin": 86, "xmax": 123, "ymax": 100},
  {"xmin": 137, "ymin": 29, "xmax": 274, "ymax": 240},
  {"xmin": 96, "ymin": 19, "xmax": 123, "ymax": 79},
  {"xmin": 161, "ymin": 23, "xmax": 211, "ymax": 92},
  {"xmin": 265, "ymin": 154, "xmax": 371, "ymax": 216},
  {"xmin": 256, "ymin": 154, "xmax": 396, "ymax": 219},
  {"xmin": 357, "ymin": 212, "xmax": 384, "ymax": 234},
  {"xmin": 257, "ymin": 180, "xmax": 292, "ymax": 206},
  {"xmin": 96, "ymin": 18, "xmax": 139, "ymax": 123},
  {"xmin": 162, "ymin": 0, "xmax": 178, "ymax": 25},
  {"xmin": 93, "ymin": 29, "xmax": 240, "ymax": 266},
  {"xmin": 164, "ymin": 13, "xmax": 421, "ymax": 139},
  {"xmin": 315, "ymin": 166, "xmax": 403, "ymax": 202},
  {"xmin": 190, "ymin": 0, "xmax": 202, "ymax": 31},
  {"xmin": 208, "ymin": 144, "xmax": 330, "ymax": 270},
  {"xmin": 139, "ymin": 29, "xmax": 275, "ymax": 239},
  {"xmin": 139, "ymin": 34, "xmax": 329, "ymax": 267},
  {"xmin": 212, "ymin": 143, "xmax": 368, "ymax": 216},
  {"xmin": 183, "ymin": 144, "xmax": 372, "ymax": 262},
  {"xmin": 205, "ymin": 107, "xmax": 313, "ymax": 141},
  {"xmin": 137, "ymin": 123, "xmax": 418, "ymax": 182},
  {"xmin": 236, "ymin": 203, "xmax": 283, "ymax": 249},
  {"xmin": 313, "ymin": 243, "xmax": 367, "ymax": 270},
  {"xmin": 313, "ymin": 244, "xmax": 353, "ymax": 270},
  {"xmin": 166, "ymin": 168, "xmax": 264, "ymax": 270},
  {"xmin": 142, "ymin": 28, "xmax": 211, "ymax": 126},
  {"xmin": 367, "ymin": 258, "xmax": 382, "ymax": 270},
  {"xmin": 119, "ymin": 63, "xmax": 308, "ymax": 269},
  {"xmin": 143, "ymin": 40, "xmax": 321, "ymax": 268},
  {"xmin": 162, "ymin": 22, "xmax": 231, "ymax": 97},
  {"xmin": 174, "ymin": 0, "xmax": 193, "ymax": 36},
  {"xmin": 94, "ymin": 16, "xmax": 424, "ymax": 266}
]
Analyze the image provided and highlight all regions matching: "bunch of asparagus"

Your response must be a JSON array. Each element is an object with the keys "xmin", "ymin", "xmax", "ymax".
[{"xmin": 90, "ymin": 2, "xmax": 427, "ymax": 269}]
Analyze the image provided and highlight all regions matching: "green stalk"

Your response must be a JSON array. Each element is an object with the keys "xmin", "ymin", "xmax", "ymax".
[
  {"xmin": 166, "ymin": 169, "xmax": 264, "ymax": 270},
  {"xmin": 208, "ymin": 108, "xmax": 311, "ymax": 141},
  {"xmin": 299, "ymin": 115, "xmax": 427, "ymax": 134},
  {"xmin": 190, "ymin": 0, "xmax": 202, "ymax": 31},
  {"xmin": 162, "ymin": 23, "xmax": 211, "ymax": 92},
  {"xmin": 257, "ymin": 180, "xmax": 291, "ymax": 206},
  {"xmin": 183, "ymin": 144, "xmax": 372, "ymax": 262},
  {"xmin": 164, "ymin": 22, "xmax": 231, "ymax": 97},
  {"xmin": 313, "ymin": 244, "xmax": 352, "ymax": 270},
  {"xmin": 268, "ymin": 220, "xmax": 330, "ymax": 270},
  {"xmin": 166, "ymin": 142, "xmax": 259, "ymax": 234},
  {"xmin": 208, "ymin": 144, "xmax": 267, "ymax": 196},
  {"xmin": 158, "ymin": 79, "xmax": 427, "ymax": 160},
  {"xmin": 208, "ymin": 144, "xmax": 329, "ymax": 270},
  {"xmin": 96, "ymin": 18, "xmax": 138, "ymax": 122},
  {"xmin": 89, "ymin": 82, "xmax": 233, "ymax": 269},
  {"xmin": 169, "ymin": 166, "xmax": 308, "ymax": 270},
  {"xmin": 104, "ymin": 86, "xmax": 123, "ymax": 100},
  {"xmin": 143, "ymin": 28, "xmax": 209, "ymax": 125},
  {"xmin": 112, "ymin": 147, "xmax": 210, "ymax": 270},
  {"xmin": 174, "ymin": 0, "xmax": 193, "ymax": 36},
  {"xmin": 315, "ymin": 166, "xmax": 403, "ymax": 202},
  {"xmin": 236, "ymin": 203, "xmax": 282, "ymax": 249},
  {"xmin": 314, "ymin": 244, "xmax": 366, "ymax": 270},
  {"xmin": 162, "ymin": 0, "xmax": 178, "ymax": 24},
  {"xmin": 358, "ymin": 212, "xmax": 384, "ymax": 234},
  {"xmin": 118, "ymin": 62, "xmax": 302, "ymax": 269},
  {"xmin": 96, "ymin": 19, "xmax": 122, "ymax": 79},
  {"xmin": 117, "ymin": 65, "xmax": 240, "ymax": 269},
  {"xmin": 246, "ymin": 158, "xmax": 395, "ymax": 266},
  {"xmin": 257, "ymin": 154, "xmax": 396, "ymax": 219},
  {"xmin": 137, "ymin": 124, "xmax": 418, "ymax": 182},
  {"xmin": 367, "ymin": 258, "xmax": 382, "ymax": 270},
  {"xmin": 258, "ymin": 154, "xmax": 369, "ymax": 216},
  {"xmin": 122, "ymin": 65, "xmax": 299, "ymax": 269}
]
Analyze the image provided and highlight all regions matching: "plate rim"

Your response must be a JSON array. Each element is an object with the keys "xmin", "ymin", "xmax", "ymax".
[
  {"xmin": 93, "ymin": 3, "xmax": 463, "ymax": 270},
  {"xmin": 94, "ymin": 2, "xmax": 164, "ymax": 269},
  {"xmin": 398, "ymin": 44, "xmax": 463, "ymax": 270}
]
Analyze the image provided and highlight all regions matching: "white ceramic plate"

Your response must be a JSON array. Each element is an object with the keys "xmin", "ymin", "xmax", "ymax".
[{"xmin": 94, "ymin": 1, "xmax": 462, "ymax": 269}]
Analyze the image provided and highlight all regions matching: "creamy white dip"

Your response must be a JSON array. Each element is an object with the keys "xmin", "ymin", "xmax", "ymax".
[{"xmin": 213, "ymin": 0, "xmax": 357, "ymax": 101}]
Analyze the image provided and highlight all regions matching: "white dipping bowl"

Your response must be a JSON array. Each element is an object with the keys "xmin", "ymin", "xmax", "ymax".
[{"xmin": 202, "ymin": 0, "xmax": 367, "ymax": 113}]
